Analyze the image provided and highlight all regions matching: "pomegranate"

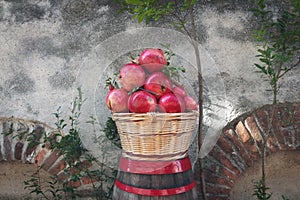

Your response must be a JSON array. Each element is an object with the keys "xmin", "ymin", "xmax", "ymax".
[
  {"xmin": 184, "ymin": 96, "xmax": 198, "ymax": 111},
  {"xmin": 128, "ymin": 91, "xmax": 157, "ymax": 113},
  {"xmin": 118, "ymin": 63, "xmax": 146, "ymax": 92},
  {"xmin": 173, "ymin": 85, "xmax": 187, "ymax": 97},
  {"xmin": 158, "ymin": 93, "xmax": 185, "ymax": 113},
  {"xmin": 106, "ymin": 88, "xmax": 129, "ymax": 113},
  {"xmin": 139, "ymin": 48, "xmax": 167, "ymax": 73},
  {"xmin": 144, "ymin": 71, "xmax": 173, "ymax": 99}
]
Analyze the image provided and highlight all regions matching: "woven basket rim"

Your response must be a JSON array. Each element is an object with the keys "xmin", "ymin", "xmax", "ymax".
[{"xmin": 112, "ymin": 111, "xmax": 199, "ymax": 117}]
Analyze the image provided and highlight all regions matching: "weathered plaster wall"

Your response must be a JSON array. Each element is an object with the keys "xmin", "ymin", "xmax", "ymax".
[{"xmin": 0, "ymin": 0, "xmax": 299, "ymax": 168}]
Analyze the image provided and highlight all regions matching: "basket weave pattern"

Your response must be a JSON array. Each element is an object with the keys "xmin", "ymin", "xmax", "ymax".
[{"xmin": 112, "ymin": 112, "xmax": 198, "ymax": 160}]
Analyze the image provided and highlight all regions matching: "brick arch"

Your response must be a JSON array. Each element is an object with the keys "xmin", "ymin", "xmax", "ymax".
[
  {"xmin": 0, "ymin": 117, "xmax": 99, "ymax": 195},
  {"xmin": 203, "ymin": 102, "xmax": 300, "ymax": 199}
]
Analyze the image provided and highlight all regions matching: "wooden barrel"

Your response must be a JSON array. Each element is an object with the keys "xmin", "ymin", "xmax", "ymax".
[{"xmin": 112, "ymin": 155, "xmax": 198, "ymax": 199}]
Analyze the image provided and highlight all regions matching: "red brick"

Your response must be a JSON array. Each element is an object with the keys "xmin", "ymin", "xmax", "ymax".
[
  {"xmin": 220, "ymin": 157, "xmax": 240, "ymax": 176},
  {"xmin": 204, "ymin": 157, "xmax": 218, "ymax": 174},
  {"xmin": 278, "ymin": 105, "xmax": 294, "ymax": 127},
  {"xmin": 266, "ymin": 136, "xmax": 279, "ymax": 153},
  {"xmin": 280, "ymin": 128, "xmax": 294, "ymax": 149},
  {"xmin": 219, "ymin": 166, "xmax": 239, "ymax": 181},
  {"xmin": 25, "ymin": 126, "xmax": 44, "ymax": 157},
  {"xmin": 31, "ymin": 126, "xmax": 44, "ymax": 141},
  {"xmin": 217, "ymin": 136, "xmax": 234, "ymax": 154},
  {"xmin": 243, "ymin": 140, "xmax": 260, "ymax": 160},
  {"xmin": 273, "ymin": 126, "xmax": 286, "ymax": 149},
  {"xmin": 81, "ymin": 175, "xmax": 98, "ymax": 185},
  {"xmin": 35, "ymin": 149, "xmax": 48, "ymax": 166},
  {"xmin": 57, "ymin": 171, "xmax": 69, "ymax": 181},
  {"xmin": 209, "ymin": 146, "xmax": 241, "ymax": 177},
  {"xmin": 14, "ymin": 142, "xmax": 24, "ymax": 160},
  {"xmin": 65, "ymin": 160, "xmax": 92, "ymax": 174},
  {"xmin": 234, "ymin": 125, "xmax": 261, "ymax": 162},
  {"xmin": 224, "ymin": 129, "xmax": 253, "ymax": 167},
  {"xmin": 48, "ymin": 159, "xmax": 66, "ymax": 175},
  {"xmin": 268, "ymin": 106, "xmax": 280, "ymax": 127},
  {"xmin": 43, "ymin": 132, "xmax": 59, "ymax": 149},
  {"xmin": 218, "ymin": 134, "xmax": 248, "ymax": 170},
  {"xmin": 245, "ymin": 116, "xmax": 263, "ymax": 142},
  {"xmin": 235, "ymin": 121, "xmax": 250, "ymax": 143},
  {"xmin": 236, "ymin": 122, "xmax": 261, "ymax": 157},
  {"xmin": 205, "ymin": 171, "xmax": 233, "ymax": 188},
  {"xmin": 25, "ymin": 145, "xmax": 37, "ymax": 158},
  {"xmin": 77, "ymin": 160, "xmax": 93, "ymax": 171},
  {"xmin": 273, "ymin": 126, "xmax": 288, "ymax": 149},
  {"xmin": 42, "ymin": 150, "xmax": 61, "ymax": 171},
  {"xmin": 68, "ymin": 166, "xmax": 81, "ymax": 176},
  {"xmin": 255, "ymin": 109, "xmax": 269, "ymax": 132},
  {"xmin": 67, "ymin": 180, "xmax": 81, "ymax": 188},
  {"xmin": 255, "ymin": 109, "xmax": 281, "ymax": 152}
]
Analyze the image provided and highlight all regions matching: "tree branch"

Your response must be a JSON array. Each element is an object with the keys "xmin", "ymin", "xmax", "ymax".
[{"xmin": 278, "ymin": 59, "xmax": 300, "ymax": 79}]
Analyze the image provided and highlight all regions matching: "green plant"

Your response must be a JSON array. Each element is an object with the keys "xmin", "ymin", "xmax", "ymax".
[
  {"xmin": 114, "ymin": 0, "xmax": 206, "ymax": 198},
  {"xmin": 251, "ymin": 1, "xmax": 299, "ymax": 199},
  {"xmin": 2, "ymin": 88, "xmax": 117, "ymax": 199},
  {"xmin": 253, "ymin": 178, "xmax": 272, "ymax": 200},
  {"xmin": 252, "ymin": 0, "xmax": 300, "ymax": 104},
  {"xmin": 103, "ymin": 117, "xmax": 121, "ymax": 149},
  {"xmin": 282, "ymin": 195, "xmax": 290, "ymax": 200},
  {"xmin": 24, "ymin": 164, "xmax": 63, "ymax": 199},
  {"xmin": 253, "ymin": 178, "xmax": 291, "ymax": 200}
]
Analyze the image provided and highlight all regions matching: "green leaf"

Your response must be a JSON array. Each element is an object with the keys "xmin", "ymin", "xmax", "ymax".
[
  {"xmin": 259, "ymin": 58, "xmax": 271, "ymax": 65},
  {"xmin": 257, "ymin": 48, "xmax": 267, "ymax": 55},
  {"xmin": 254, "ymin": 64, "xmax": 267, "ymax": 74},
  {"xmin": 277, "ymin": 18, "xmax": 286, "ymax": 29},
  {"xmin": 267, "ymin": 67, "xmax": 275, "ymax": 76},
  {"xmin": 125, "ymin": 0, "xmax": 142, "ymax": 5},
  {"xmin": 137, "ymin": 13, "xmax": 145, "ymax": 23}
]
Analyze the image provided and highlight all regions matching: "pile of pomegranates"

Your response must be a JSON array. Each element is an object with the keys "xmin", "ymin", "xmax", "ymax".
[{"xmin": 105, "ymin": 48, "xmax": 198, "ymax": 113}]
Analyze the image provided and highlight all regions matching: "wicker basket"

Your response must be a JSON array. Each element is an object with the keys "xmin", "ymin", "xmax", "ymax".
[{"xmin": 112, "ymin": 112, "xmax": 198, "ymax": 161}]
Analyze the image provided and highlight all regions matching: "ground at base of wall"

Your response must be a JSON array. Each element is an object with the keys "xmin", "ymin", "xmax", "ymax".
[
  {"xmin": 0, "ymin": 161, "xmax": 53, "ymax": 199},
  {"xmin": 230, "ymin": 150, "xmax": 300, "ymax": 200}
]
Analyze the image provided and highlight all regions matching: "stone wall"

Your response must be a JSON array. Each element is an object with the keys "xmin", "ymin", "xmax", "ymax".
[{"xmin": 0, "ymin": 0, "xmax": 299, "ymax": 197}]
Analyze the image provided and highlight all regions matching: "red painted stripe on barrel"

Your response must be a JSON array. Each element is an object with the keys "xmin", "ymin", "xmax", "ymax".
[
  {"xmin": 115, "ymin": 180, "xmax": 196, "ymax": 196},
  {"xmin": 119, "ymin": 156, "xmax": 192, "ymax": 174}
]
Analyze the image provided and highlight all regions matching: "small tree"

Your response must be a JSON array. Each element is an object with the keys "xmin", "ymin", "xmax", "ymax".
[
  {"xmin": 252, "ymin": 0, "xmax": 299, "ymax": 199},
  {"xmin": 253, "ymin": 0, "xmax": 299, "ymax": 104}
]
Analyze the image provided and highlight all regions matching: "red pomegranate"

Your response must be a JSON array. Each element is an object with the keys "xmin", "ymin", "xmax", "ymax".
[
  {"xmin": 173, "ymin": 85, "xmax": 187, "ymax": 97},
  {"xmin": 106, "ymin": 88, "xmax": 129, "ymax": 113},
  {"xmin": 144, "ymin": 71, "xmax": 173, "ymax": 99},
  {"xmin": 128, "ymin": 91, "xmax": 157, "ymax": 113},
  {"xmin": 139, "ymin": 48, "xmax": 167, "ymax": 73},
  {"xmin": 118, "ymin": 63, "xmax": 146, "ymax": 92},
  {"xmin": 158, "ymin": 93, "xmax": 185, "ymax": 113},
  {"xmin": 184, "ymin": 96, "xmax": 198, "ymax": 111}
]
